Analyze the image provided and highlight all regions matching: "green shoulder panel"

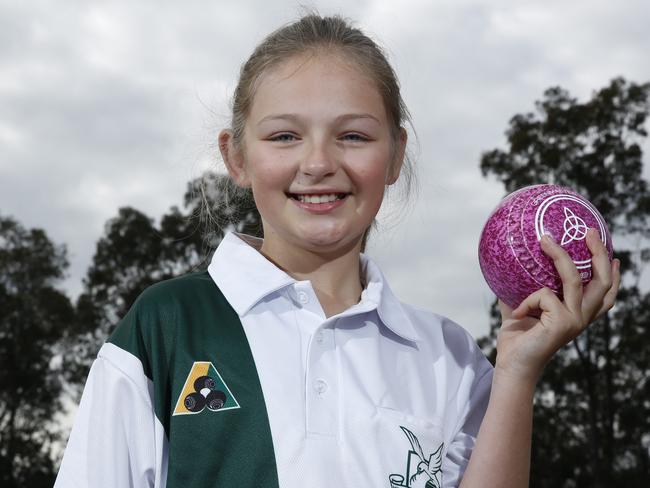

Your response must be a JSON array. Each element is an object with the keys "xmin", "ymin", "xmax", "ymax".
[{"xmin": 108, "ymin": 271, "xmax": 280, "ymax": 488}]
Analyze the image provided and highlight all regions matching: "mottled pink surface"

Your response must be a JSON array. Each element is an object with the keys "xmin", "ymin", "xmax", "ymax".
[{"xmin": 478, "ymin": 184, "xmax": 613, "ymax": 310}]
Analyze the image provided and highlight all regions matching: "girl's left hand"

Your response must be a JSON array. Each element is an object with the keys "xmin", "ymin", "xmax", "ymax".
[{"xmin": 495, "ymin": 228, "xmax": 621, "ymax": 384}]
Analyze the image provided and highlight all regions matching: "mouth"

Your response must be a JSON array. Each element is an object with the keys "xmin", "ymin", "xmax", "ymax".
[{"xmin": 286, "ymin": 192, "xmax": 349, "ymax": 203}]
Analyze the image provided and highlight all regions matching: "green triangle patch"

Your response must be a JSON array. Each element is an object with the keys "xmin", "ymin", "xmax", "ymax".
[{"xmin": 173, "ymin": 361, "xmax": 240, "ymax": 416}]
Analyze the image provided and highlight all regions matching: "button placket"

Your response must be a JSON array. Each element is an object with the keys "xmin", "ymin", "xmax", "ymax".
[
  {"xmin": 293, "ymin": 282, "xmax": 328, "ymax": 318},
  {"xmin": 313, "ymin": 379, "xmax": 328, "ymax": 395},
  {"xmin": 305, "ymin": 327, "xmax": 338, "ymax": 436}
]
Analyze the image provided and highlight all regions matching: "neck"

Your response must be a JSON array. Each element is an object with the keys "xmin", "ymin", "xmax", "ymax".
[{"xmin": 259, "ymin": 234, "xmax": 364, "ymax": 317}]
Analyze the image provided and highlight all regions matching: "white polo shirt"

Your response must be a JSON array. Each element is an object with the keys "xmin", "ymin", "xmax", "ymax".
[{"xmin": 56, "ymin": 231, "xmax": 493, "ymax": 488}]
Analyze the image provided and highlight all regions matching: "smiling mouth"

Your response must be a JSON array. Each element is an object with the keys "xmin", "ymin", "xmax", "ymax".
[{"xmin": 287, "ymin": 193, "xmax": 349, "ymax": 203}]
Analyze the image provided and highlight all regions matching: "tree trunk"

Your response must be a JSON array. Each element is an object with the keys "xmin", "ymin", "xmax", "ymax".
[
  {"xmin": 575, "ymin": 333, "xmax": 604, "ymax": 487},
  {"xmin": 7, "ymin": 404, "xmax": 16, "ymax": 488},
  {"xmin": 602, "ymin": 314, "xmax": 615, "ymax": 485}
]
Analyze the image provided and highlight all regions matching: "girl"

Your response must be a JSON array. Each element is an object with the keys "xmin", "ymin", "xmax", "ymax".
[{"xmin": 55, "ymin": 12, "xmax": 620, "ymax": 488}]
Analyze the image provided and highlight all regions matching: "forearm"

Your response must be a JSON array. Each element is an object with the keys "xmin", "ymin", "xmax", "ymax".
[{"xmin": 459, "ymin": 369, "xmax": 536, "ymax": 488}]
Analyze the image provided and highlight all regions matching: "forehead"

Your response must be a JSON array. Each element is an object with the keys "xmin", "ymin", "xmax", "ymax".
[{"xmin": 249, "ymin": 53, "xmax": 387, "ymax": 122}]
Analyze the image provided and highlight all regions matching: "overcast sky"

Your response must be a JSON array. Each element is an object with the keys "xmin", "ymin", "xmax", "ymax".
[{"xmin": 1, "ymin": 0, "xmax": 649, "ymax": 339}]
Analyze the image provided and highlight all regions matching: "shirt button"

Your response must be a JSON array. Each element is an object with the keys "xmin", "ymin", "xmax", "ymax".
[
  {"xmin": 315, "ymin": 331, "xmax": 324, "ymax": 344},
  {"xmin": 314, "ymin": 379, "xmax": 328, "ymax": 395},
  {"xmin": 297, "ymin": 291, "xmax": 309, "ymax": 304}
]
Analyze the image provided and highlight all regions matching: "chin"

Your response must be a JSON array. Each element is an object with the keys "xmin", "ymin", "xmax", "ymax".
[{"xmin": 299, "ymin": 230, "xmax": 363, "ymax": 254}]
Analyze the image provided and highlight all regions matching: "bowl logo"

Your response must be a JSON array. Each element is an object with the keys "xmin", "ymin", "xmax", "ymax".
[
  {"xmin": 559, "ymin": 207, "xmax": 588, "ymax": 245},
  {"xmin": 534, "ymin": 193, "xmax": 608, "ymax": 272},
  {"xmin": 173, "ymin": 361, "xmax": 240, "ymax": 416}
]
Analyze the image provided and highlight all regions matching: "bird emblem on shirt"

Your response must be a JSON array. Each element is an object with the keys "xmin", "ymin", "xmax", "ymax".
[{"xmin": 388, "ymin": 426, "xmax": 443, "ymax": 488}]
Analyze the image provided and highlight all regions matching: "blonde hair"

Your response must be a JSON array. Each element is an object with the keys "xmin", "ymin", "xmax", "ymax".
[{"xmin": 204, "ymin": 9, "xmax": 418, "ymax": 250}]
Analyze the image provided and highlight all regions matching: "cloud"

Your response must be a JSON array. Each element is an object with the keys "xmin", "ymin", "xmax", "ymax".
[{"xmin": 0, "ymin": 0, "xmax": 648, "ymax": 338}]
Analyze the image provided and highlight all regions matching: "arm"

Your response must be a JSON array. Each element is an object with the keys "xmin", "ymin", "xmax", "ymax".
[
  {"xmin": 457, "ymin": 367, "xmax": 536, "ymax": 487},
  {"xmin": 460, "ymin": 229, "xmax": 620, "ymax": 488}
]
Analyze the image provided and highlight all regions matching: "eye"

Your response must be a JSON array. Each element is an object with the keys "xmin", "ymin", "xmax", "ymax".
[
  {"xmin": 341, "ymin": 133, "xmax": 369, "ymax": 142},
  {"xmin": 269, "ymin": 133, "xmax": 298, "ymax": 142}
]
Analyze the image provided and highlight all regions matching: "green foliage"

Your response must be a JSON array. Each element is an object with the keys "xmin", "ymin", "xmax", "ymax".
[
  {"xmin": 63, "ymin": 172, "xmax": 261, "ymax": 395},
  {"xmin": 481, "ymin": 77, "xmax": 650, "ymax": 239},
  {"xmin": 478, "ymin": 77, "xmax": 650, "ymax": 486},
  {"xmin": 0, "ymin": 215, "xmax": 75, "ymax": 487}
]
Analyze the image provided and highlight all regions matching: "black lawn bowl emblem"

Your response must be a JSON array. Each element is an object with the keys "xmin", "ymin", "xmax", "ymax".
[
  {"xmin": 184, "ymin": 375, "xmax": 227, "ymax": 413},
  {"xmin": 206, "ymin": 390, "xmax": 227, "ymax": 411}
]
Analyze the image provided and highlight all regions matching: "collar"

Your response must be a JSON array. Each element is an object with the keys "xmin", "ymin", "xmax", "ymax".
[
  {"xmin": 359, "ymin": 256, "xmax": 421, "ymax": 343},
  {"xmin": 208, "ymin": 232, "xmax": 421, "ymax": 343}
]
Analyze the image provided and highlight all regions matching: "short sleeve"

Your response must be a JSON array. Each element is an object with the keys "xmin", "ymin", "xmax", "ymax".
[
  {"xmin": 54, "ymin": 343, "xmax": 167, "ymax": 487},
  {"xmin": 443, "ymin": 366, "xmax": 493, "ymax": 488}
]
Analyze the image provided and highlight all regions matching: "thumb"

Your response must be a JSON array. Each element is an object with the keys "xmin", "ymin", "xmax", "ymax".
[
  {"xmin": 511, "ymin": 287, "xmax": 561, "ymax": 318},
  {"xmin": 498, "ymin": 299, "xmax": 514, "ymax": 320}
]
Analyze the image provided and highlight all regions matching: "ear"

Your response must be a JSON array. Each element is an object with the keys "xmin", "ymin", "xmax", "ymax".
[
  {"xmin": 218, "ymin": 129, "xmax": 251, "ymax": 188},
  {"xmin": 386, "ymin": 127, "xmax": 407, "ymax": 185}
]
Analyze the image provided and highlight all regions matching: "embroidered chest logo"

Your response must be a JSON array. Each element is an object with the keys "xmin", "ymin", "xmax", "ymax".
[
  {"xmin": 388, "ymin": 426, "xmax": 443, "ymax": 488},
  {"xmin": 172, "ymin": 361, "xmax": 240, "ymax": 416}
]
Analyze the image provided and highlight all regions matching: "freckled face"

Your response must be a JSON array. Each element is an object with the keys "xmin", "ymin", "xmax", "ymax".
[{"xmin": 239, "ymin": 53, "xmax": 404, "ymax": 257}]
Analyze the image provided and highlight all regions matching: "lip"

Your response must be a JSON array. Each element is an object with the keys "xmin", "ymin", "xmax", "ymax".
[
  {"xmin": 286, "ymin": 189, "xmax": 350, "ymax": 196},
  {"xmin": 289, "ymin": 193, "xmax": 349, "ymax": 214}
]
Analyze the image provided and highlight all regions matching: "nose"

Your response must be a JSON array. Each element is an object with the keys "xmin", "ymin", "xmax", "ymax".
[{"xmin": 299, "ymin": 138, "xmax": 338, "ymax": 179}]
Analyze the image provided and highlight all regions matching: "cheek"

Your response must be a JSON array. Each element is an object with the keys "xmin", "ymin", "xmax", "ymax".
[
  {"xmin": 357, "ymin": 142, "xmax": 394, "ymax": 186},
  {"xmin": 353, "ymin": 159, "xmax": 391, "ymax": 196},
  {"xmin": 246, "ymin": 153, "xmax": 292, "ymax": 190}
]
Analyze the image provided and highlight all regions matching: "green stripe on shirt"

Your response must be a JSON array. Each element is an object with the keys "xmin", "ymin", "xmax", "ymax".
[{"xmin": 108, "ymin": 271, "xmax": 280, "ymax": 488}]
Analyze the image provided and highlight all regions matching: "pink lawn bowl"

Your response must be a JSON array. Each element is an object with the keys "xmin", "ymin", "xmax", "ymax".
[{"xmin": 478, "ymin": 184, "xmax": 613, "ymax": 310}]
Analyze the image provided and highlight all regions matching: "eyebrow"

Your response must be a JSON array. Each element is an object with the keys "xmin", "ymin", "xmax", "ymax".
[{"xmin": 256, "ymin": 113, "xmax": 381, "ymax": 126}]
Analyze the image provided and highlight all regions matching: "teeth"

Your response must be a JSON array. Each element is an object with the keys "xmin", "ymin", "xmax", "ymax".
[{"xmin": 297, "ymin": 193, "xmax": 342, "ymax": 203}]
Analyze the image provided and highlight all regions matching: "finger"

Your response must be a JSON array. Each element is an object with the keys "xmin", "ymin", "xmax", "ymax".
[
  {"xmin": 511, "ymin": 286, "xmax": 562, "ymax": 319},
  {"xmin": 586, "ymin": 228, "xmax": 612, "ymax": 288},
  {"xmin": 539, "ymin": 233, "xmax": 583, "ymax": 316},
  {"xmin": 582, "ymin": 228, "xmax": 614, "ymax": 318},
  {"xmin": 593, "ymin": 259, "xmax": 621, "ymax": 320}
]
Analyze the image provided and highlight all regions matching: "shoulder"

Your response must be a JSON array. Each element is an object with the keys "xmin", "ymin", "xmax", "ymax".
[
  {"xmin": 107, "ymin": 270, "xmax": 222, "ymax": 369},
  {"xmin": 400, "ymin": 302, "xmax": 493, "ymax": 376},
  {"xmin": 112, "ymin": 269, "xmax": 231, "ymax": 326},
  {"xmin": 132, "ymin": 270, "xmax": 217, "ymax": 312}
]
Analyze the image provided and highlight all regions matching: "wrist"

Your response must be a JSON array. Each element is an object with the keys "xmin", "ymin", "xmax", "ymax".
[{"xmin": 492, "ymin": 363, "xmax": 539, "ymax": 397}]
